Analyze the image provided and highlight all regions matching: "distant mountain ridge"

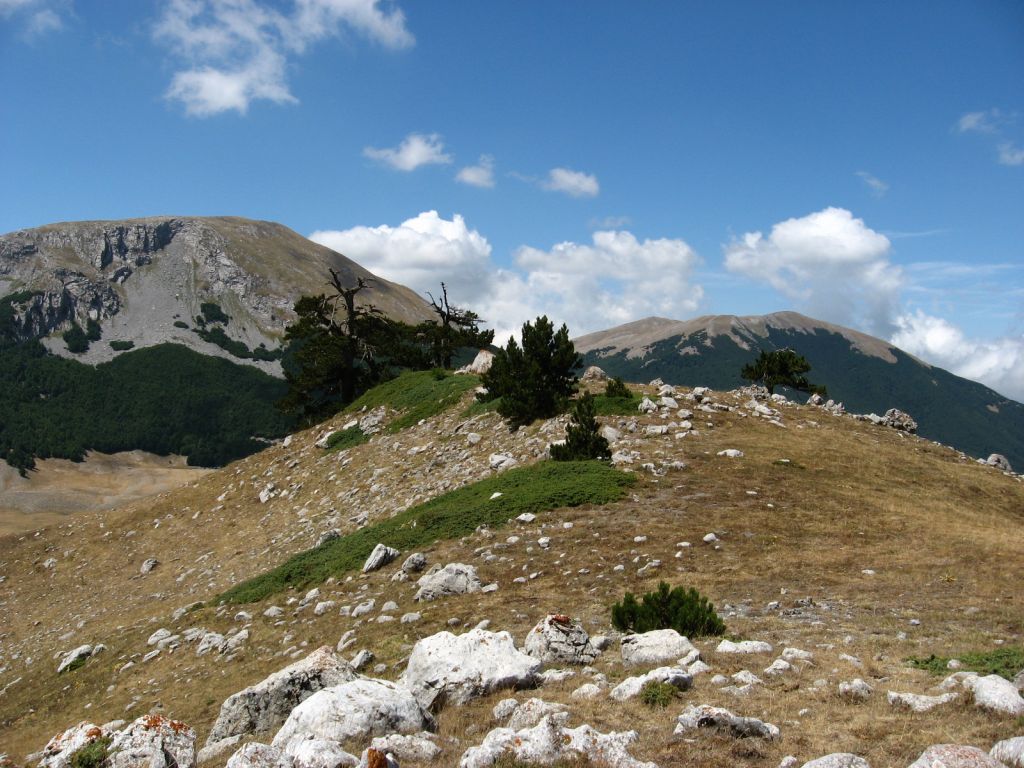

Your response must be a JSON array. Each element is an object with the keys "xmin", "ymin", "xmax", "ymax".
[
  {"xmin": 0, "ymin": 216, "xmax": 434, "ymax": 373},
  {"xmin": 576, "ymin": 311, "xmax": 1024, "ymax": 469}
]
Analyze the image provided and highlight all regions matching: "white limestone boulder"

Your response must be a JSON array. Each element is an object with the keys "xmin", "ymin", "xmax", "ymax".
[
  {"xmin": 400, "ymin": 628, "xmax": 541, "ymax": 711},
  {"xmin": 289, "ymin": 739, "xmax": 358, "ymax": 768},
  {"xmin": 206, "ymin": 646, "xmax": 357, "ymax": 746},
  {"xmin": 108, "ymin": 715, "xmax": 197, "ymax": 768},
  {"xmin": 362, "ymin": 544, "xmax": 400, "ymax": 574},
  {"xmin": 907, "ymin": 744, "xmax": 1007, "ymax": 768},
  {"xmin": 458, "ymin": 715, "xmax": 657, "ymax": 768},
  {"xmin": 271, "ymin": 678, "xmax": 434, "ymax": 753},
  {"xmin": 673, "ymin": 704, "xmax": 780, "ymax": 740},
  {"xmin": 524, "ymin": 614, "xmax": 599, "ymax": 665},
  {"xmin": 620, "ymin": 629, "xmax": 696, "ymax": 668},
  {"xmin": 716, "ymin": 639, "xmax": 773, "ymax": 654},
  {"xmin": 414, "ymin": 563, "xmax": 482, "ymax": 602},
  {"xmin": 886, "ymin": 691, "xmax": 958, "ymax": 713},
  {"xmin": 225, "ymin": 743, "xmax": 291, "ymax": 768},
  {"xmin": 38, "ymin": 722, "xmax": 111, "ymax": 768},
  {"xmin": 800, "ymin": 756, "xmax": 870, "ymax": 768},
  {"xmin": 610, "ymin": 666, "xmax": 693, "ymax": 701},
  {"xmin": 991, "ymin": 737, "xmax": 1024, "ymax": 768},
  {"xmin": 963, "ymin": 674, "xmax": 1024, "ymax": 716}
]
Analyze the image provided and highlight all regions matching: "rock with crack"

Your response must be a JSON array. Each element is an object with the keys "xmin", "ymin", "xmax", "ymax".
[
  {"xmin": 414, "ymin": 563, "xmax": 482, "ymax": 602},
  {"xmin": 886, "ymin": 690, "xmax": 958, "ymax": 713},
  {"xmin": 362, "ymin": 544, "xmax": 400, "ymax": 574},
  {"xmin": 610, "ymin": 666, "xmax": 693, "ymax": 701},
  {"xmin": 206, "ymin": 646, "xmax": 357, "ymax": 746},
  {"xmin": 907, "ymin": 744, "xmax": 1008, "ymax": 768},
  {"xmin": 523, "ymin": 614, "xmax": 599, "ymax": 665},
  {"xmin": 271, "ymin": 678, "xmax": 434, "ymax": 755},
  {"xmin": 458, "ymin": 715, "xmax": 657, "ymax": 768},
  {"xmin": 620, "ymin": 629, "xmax": 696, "ymax": 668},
  {"xmin": 503, "ymin": 698, "xmax": 570, "ymax": 731},
  {"xmin": 107, "ymin": 714, "xmax": 197, "ymax": 768},
  {"xmin": 673, "ymin": 704, "xmax": 780, "ymax": 740},
  {"xmin": 400, "ymin": 628, "xmax": 542, "ymax": 711}
]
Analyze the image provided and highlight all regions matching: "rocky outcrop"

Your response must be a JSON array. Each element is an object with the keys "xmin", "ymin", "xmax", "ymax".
[
  {"xmin": 206, "ymin": 647, "xmax": 357, "ymax": 746},
  {"xmin": 673, "ymin": 704, "xmax": 780, "ymax": 739},
  {"xmin": 610, "ymin": 666, "xmax": 693, "ymax": 701},
  {"xmin": 400, "ymin": 629, "xmax": 542, "ymax": 711}
]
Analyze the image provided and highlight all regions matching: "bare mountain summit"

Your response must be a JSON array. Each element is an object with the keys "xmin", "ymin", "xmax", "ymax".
[{"xmin": 0, "ymin": 216, "xmax": 433, "ymax": 373}]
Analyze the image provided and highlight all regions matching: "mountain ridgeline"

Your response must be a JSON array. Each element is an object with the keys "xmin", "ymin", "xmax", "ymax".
[{"xmin": 576, "ymin": 312, "xmax": 1024, "ymax": 469}]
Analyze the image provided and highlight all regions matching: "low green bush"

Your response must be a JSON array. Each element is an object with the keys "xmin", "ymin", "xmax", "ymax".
[
  {"xmin": 908, "ymin": 646, "xmax": 1024, "ymax": 680},
  {"xmin": 69, "ymin": 736, "xmax": 111, "ymax": 768},
  {"xmin": 85, "ymin": 318, "xmax": 102, "ymax": 341},
  {"xmin": 324, "ymin": 426, "xmax": 368, "ymax": 452},
  {"xmin": 173, "ymin": 320, "xmax": 189, "ymax": 329},
  {"xmin": 200, "ymin": 302, "xmax": 230, "ymax": 324},
  {"xmin": 640, "ymin": 679, "xmax": 679, "ymax": 708},
  {"xmin": 611, "ymin": 581, "xmax": 726, "ymax": 637},
  {"xmin": 109, "ymin": 340, "xmax": 135, "ymax": 351},
  {"xmin": 605, "ymin": 377, "xmax": 632, "ymax": 399},
  {"xmin": 63, "ymin": 324, "xmax": 89, "ymax": 353}
]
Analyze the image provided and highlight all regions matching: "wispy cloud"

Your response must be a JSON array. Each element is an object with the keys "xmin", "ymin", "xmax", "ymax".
[
  {"xmin": 883, "ymin": 228, "xmax": 950, "ymax": 240},
  {"xmin": 542, "ymin": 167, "xmax": 600, "ymax": 198},
  {"xmin": 455, "ymin": 155, "xmax": 495, "ymax": 188},
  {"xmin": 589, "ymin": 215, "xmax": 631, "ymax": 229},
  {"xmin": 363, "ymin": 132, "xmax": 452, "ymax": 172},
  {"xmin": 855, "ymin": 170, "xmax": 889, "ymax": 197},
  {"xmin": 955, "ymin": 108, "xmax": 1023, "ymax": 167},
  {"xmin": 0, "ymin": 0, "xmax": 66, "ymax": 38},
  {"xmin": 155, "ymin": 0, "xmax": 414, "ymax": 117}
]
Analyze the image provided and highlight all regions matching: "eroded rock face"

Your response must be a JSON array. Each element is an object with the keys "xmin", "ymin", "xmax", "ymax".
[
  {"xmin": 206, "ymin": 646, "xmax": 357, "ymax": 746},
  {"xmin": 523, "ymin": 614, "xmax": 599, "ymax": 666},
  {"xmin": 107, "ymin": 715, "xmax": 197, "ymax": 768},
  {"xmin": 458, "ymin": 715, "xmax": 657, "ymax": 768},
  {"xmin": 456, "ymin": 350, "xmax": 495, "ymax": 375},
  {"xmin": 270, "ymin": 679, "xmax": 434, "ymax": 754},
  {"xmin": 881, "ymin": 408, "xmax": 917, "ymax": 433},
  {"xmin": 620, "ymin": 629, "xmax": 696, "ymax": 668},
  {"xmin": 400, "ymin": 629, "xmax": 541, "ymax": 711}
]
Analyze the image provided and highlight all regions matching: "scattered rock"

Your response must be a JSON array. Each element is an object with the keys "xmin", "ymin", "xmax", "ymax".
[
  {"xmin": 881, "ymin": 408, "xmax": 917, "ymax": 433},
  {"xmin": 610, "ymin": 667, "xmax": 693, "ymax": 701},
  {"xmin": 139, "ymin": 558, "xmax": 159, "ymax": 575},
  {"xmin": 991, "ymin": 737, "xmax": 1024, "ymax": 768},
  {"xmin": 524, "ymin": 614, "xmax": 599, "ymax": 666},
  {"xmin": 402, "ymin": 553, "xmax": 427, "ymax": 574},
  {"xmin": 362, "ymin": 543, "xmax": 400, "ymax": 574},
  {"xmin": 886, "ymin": 690, "xmax": 958, "ymax": 713},
  {"xmin": 506, "ymin": 698, "xmax": 569, "ymax": 731},
  {"xmin": 963, "ymin": 674, "xmax": 1024, "ymax": 716},
  {"xmin": 225, "ymin": 743, "xmax": 291, "ymax": 768},
  {"xmin": 414, "ymin": 563, "xmax": 482, "ymax": 602},
  {"xmin": 620, "ymin": 629, "xmax": 696, "ymax": 668},
  {"xmin": 369, "ymin": 733, "xmax": 441, "ymax": 763},
  {"xmin": 716, "ymin": 639, "xmax": 773, "ymax": 654},
  {"xmin": 838, "ymin": 679, "xmax": 873, "ymax": 702},
  {"xmin": 717, "ymin": 449, "xmax": 744, "ymax": 458},
  {"xmin": 987, "ymin": 454, "xmax": 1013, "ymax": 472},
  {"xmin": 581, "ymin": 365, "xmax": 608, "ymax": 382},
  {"xmin": 673, "ymin": 703, "xmax": 780, "ymax": 739},
  {"xmin": 400, "ymin": 628, "xmax": 541, "ymax": 711},
  {"xmin": 800, "ymin": 756, "xmax": 870, "ymax": 768},
  {"xmin": 56, "ymin": 645, "xmax": 95, "ymax": 674}
]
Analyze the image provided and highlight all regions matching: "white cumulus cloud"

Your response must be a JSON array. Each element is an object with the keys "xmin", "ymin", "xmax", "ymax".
[
  {"xmin": 309, "ymin": 211, "xmax": 703, "ymax": 342},
  {"xmin": 542, "ymin": 167, "xmax": 600, "ymax": 198},
  {"xmin": 724, "ymin": 206, "xmax": 902, "ymax": 335},
  {"xmin": 455, "ymin": 155, "xmax": 495, "ymax": 188},
  {"xmin": 891, "ymin": 310, "xmax": 1024, "ymax": 401},
  {"xmin": 363, "ymin": 133, "xmax": 452, "ymax": 171},
  {"xmin": 155, "ymin": 0, "xmax": 413, "ymax": 117}
]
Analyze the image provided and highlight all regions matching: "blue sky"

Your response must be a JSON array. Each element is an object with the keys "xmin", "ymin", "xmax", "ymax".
[{"xmin": 2, "ymin": 1, "xmax": 1023, "ymax": 398}]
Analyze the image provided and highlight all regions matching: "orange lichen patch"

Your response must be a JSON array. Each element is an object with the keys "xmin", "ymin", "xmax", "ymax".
[
  {"xmin": 550, "ymin": 614, "xmax": 572, "ymax": 624},
  {"xmin": 84, "ymin": 726, "xmax": 103, "ymax": 739},
  {"xmin": 365, "ymin": 749, "xmax": 387, "ymax": 768}
]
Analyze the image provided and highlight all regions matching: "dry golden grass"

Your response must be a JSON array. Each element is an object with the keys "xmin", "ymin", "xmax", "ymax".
[{"xmin": 1, "ymin": 384, "xmax": 1021, "ymax": 766}]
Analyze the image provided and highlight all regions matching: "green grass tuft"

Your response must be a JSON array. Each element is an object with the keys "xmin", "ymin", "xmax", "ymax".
[
  {"xmin": 60, "ymin": 655, "xmax": 89, "ymax": 674},
  {"xmin": 907, "ymin": 646, "xmax": 1024, "ymax": 680},
  {"xmin": 218, "ymin": 460, "xmax": 635, "ymax": 604},
  {"xmin": 69, "ymin": 736, "xmax": 111, "ymax": 768},
  {"xmin": 346, "ymin": 369, "xmax": 481, "ymax": 433},
  {"xmin": 639, "ymin": 679, "xmax": 680, "ymax": 708},
  {"xmin": 592, "ymin": 393, "xmax": 641, "ymax": 416}
]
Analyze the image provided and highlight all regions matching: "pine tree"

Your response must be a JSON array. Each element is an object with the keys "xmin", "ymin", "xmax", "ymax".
[{"xmin": 550, "ymin": 393, "xmax": 610, "ymax": 461}]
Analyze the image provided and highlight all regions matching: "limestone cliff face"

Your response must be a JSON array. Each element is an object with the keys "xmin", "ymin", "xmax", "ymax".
[{"xmin": 0, "ymin": 216, "xmax": 434, "ymax": 373}]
